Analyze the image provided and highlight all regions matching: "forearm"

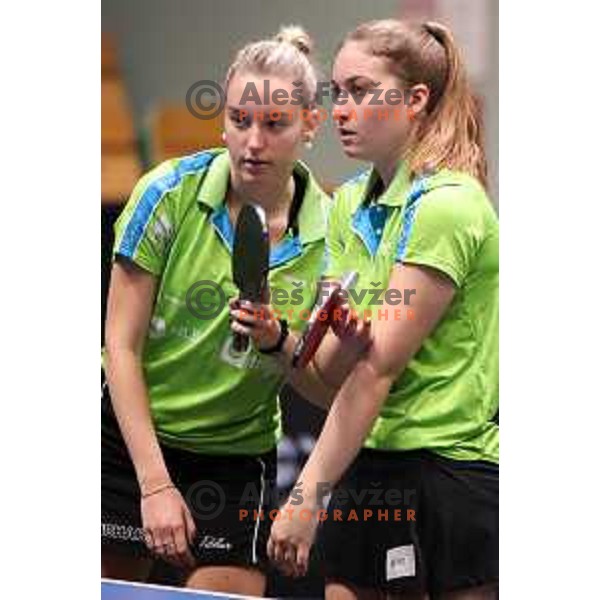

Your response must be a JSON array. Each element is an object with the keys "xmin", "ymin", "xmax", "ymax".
[
  {"xmin": 231, "ymin": 301, "xmax": 355, "ymax": 409},
  {"xmin": 271, "ymin": 328, "xmax": 369, "ymax": 410},
  {"xmin": 310, "ymin": 331, "xmax": 358, "ymax": 388},
  {"xmin": 104, "ymin": 347, "xmax": 171, "ymax": 492},
  {"xmin": 272, "ymin": 332, "xmax": 336, "ymax": 410},
  {"xmin": 295, "ymin": 359, "xmax": 393, "ymax": 506}
]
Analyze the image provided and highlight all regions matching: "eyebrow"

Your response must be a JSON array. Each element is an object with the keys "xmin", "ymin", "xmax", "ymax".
[
  {"xmin": 271, "ymin": 112, "xmax": 294, "ymax": 123},
  {"xmin": 227, "ymin": 106, "xmax": 294, "ymax": 123},
  {"xmin": 332, "ymin": 76, "xmax": 380, "ymax": 88}
]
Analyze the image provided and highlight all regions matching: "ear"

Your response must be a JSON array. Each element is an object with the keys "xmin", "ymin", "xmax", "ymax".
[
  {"xmin": 301, "ymin": 108, "xmax": 320, "ymax": 144},
  {"xmin": 405, "ymin": 84, "xmax": 430, "ymax": 120}
]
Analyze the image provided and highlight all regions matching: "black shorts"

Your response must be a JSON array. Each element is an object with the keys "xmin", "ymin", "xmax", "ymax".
[
  {"xmin": 101, "ymin": 382, "xmax": 277, "ymax": 571},
  {"xmin": 319, "ymin": 448, "xmax": 498, "ymax": 597}
]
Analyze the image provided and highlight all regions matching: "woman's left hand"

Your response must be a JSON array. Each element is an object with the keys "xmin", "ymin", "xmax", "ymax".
[
  {"xmin": 229, "ymin": 298, "xmax": 281, "ymax": 351},
  {"xmin": 267, "ymin": 497, "xmax": 319, "ymax": 578}
]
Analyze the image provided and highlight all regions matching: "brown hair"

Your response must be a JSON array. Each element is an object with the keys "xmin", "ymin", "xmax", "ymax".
[{"xmin": 344, "ymin": 19, "xmax": 487, "ymax": 187}]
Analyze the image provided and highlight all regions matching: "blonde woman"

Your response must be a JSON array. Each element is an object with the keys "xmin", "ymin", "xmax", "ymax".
[{"xmin": 102, "ymin": 26, "xmax": 368, "ymax": 595}]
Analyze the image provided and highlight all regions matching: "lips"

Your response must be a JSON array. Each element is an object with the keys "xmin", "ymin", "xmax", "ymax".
[
  {"xmin": 242, "ymin": 157, "xmax": 271, "ymax": 167},
  {"xmin": 338, "ymin": 128, "xmax": 358, "ymax": 144},
  {"xmin": 240, "ymin": 157, "xmax": 272, "ymax": 174}
]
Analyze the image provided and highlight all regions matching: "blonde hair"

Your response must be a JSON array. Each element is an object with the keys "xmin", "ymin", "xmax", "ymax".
[
  {"xmin": 344, "ymin": 20, "xmax": 487, "ymax": 187},
  {"xmin": 225, "ymin": 25, "xmax": 318, "ymax": 108}
]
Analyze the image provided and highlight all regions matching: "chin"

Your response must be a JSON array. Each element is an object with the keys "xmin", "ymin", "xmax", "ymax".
[
  {"xmin": 342, "ymin": 145, "xmax": 367, "ymax": 161},
  {"xmin": 240, "ymin": 173, "xmax": 269, "ymax": 192},
  {"xmin": 240, "ymin": 170, "xmax": 263, "ymax": 181}
]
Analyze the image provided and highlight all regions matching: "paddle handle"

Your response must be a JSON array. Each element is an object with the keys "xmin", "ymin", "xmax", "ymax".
[
  {"xmin": 231, "ymin": 290, "xmax": 255, "ymax": 353},
  {"xmin": 233, "ymin": 331, "xmax": 249, "ymax": 353}
]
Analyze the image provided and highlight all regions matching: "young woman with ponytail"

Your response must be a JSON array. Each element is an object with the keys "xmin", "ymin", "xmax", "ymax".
[{"xmin": 268, "ymin": 20, "xmax": 499, "ymax": 599}]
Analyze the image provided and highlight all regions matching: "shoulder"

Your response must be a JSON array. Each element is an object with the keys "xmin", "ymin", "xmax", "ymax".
[
  {"xmin": 397, "ymin": 171, "xmax": 496, "ymax": 283},
  {"xmin": 334, "ymin": 167, "xmax": 371, "ymax": 199},
  {"xmin": 124, "ymin": 149, "xmax": 224, "ymax": 221},
  {"xmin": 141, "ymin": 149, "xmax": 221, "ymax": 196},
  {"xmin": 412, "ymin": 170, "xmax": 496, "ymax": 232}
]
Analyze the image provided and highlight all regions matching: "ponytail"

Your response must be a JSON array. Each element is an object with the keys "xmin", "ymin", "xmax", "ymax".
[{"xmin": 344, "ymin": 20, "xmax": 487, "ymax": 187}]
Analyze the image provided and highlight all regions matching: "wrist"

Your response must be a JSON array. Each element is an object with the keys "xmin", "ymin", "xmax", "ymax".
[
  {"xmin": 260, "ymin": 319, "xmax": 282, "ymax": 350},
  {"xmin": 295, "ymin": 477, "xmax": 330, "ymax": 510},
  {"xmin": 137, "ymin": 468, "xmax": 172, "ymax": 496},
  {"xmin": 259, "ymin": 318, "xmax": 289, "ymax": 354},
  {"xmin": 141, "ymin": 481, "xmax": 176, "ymax": 499}
]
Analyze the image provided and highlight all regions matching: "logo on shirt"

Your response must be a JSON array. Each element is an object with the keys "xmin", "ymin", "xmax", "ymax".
[
  {"xmin": 151, "ymin": 215, "xmax": 173, "ymax": 247},
  {"xmin": 196, "ymin": 535, "xmax": 232, "ymax": 552},
  {"xmin": 148, "ymin": 316, "xmax": 167, "ymax": 338}
]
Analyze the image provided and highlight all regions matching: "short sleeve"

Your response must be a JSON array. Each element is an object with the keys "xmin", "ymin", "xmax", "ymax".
[
  {"xmin": 396, "ymin": 183, "xmax": 485, "ymax": 287},
  {"xmin": 113, "ymin": 161, "xmax": 182, "ymax": 276}
]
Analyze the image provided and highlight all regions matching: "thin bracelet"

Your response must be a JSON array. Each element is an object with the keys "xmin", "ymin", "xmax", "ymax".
[{"xmin": 141, "ymin": 482, "xmax": 175, "ymax": 499}]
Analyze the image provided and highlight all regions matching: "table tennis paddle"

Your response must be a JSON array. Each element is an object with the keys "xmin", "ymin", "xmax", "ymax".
[
  {"xmin": 232, "ymin": 203, "xmax": 269, "ymax": 352},
  {"xmin": 292, "ymin": 271, "xmax": 358, "ymax": 369}
]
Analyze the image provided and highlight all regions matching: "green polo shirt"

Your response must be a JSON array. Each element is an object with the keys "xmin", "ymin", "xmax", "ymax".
[
  {"xmin": 112, "ymin": 148, "xmax": 329, "ymax": 455},
  {"xmin": 325, "ymin": 162, "xmax": 499, "ymax": 463}
]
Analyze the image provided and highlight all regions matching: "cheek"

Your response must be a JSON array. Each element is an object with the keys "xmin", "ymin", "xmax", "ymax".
[
  {"xmin": 223, "ymin": 124, "xmax": 242, "ymax": 150},
  {"xmin": 355, "ymin": 102, "xmax": 411, "ymax": 131},
  {"xmin": 273, "ymin": 128, "xmax": 303, "ymax": 155}
]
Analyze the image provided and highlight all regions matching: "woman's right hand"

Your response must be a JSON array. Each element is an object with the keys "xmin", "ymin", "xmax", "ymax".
[
  {"xmin": 327, "ymin": 281, "xmax": 372, "ymax": 356},
  {"xmin": 141, "ymin": 484, "xmax": 197, "ymax": 569}
]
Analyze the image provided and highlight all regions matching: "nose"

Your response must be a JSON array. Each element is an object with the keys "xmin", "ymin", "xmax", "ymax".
[
  {"xmin": 247, "ymin": 122, "xmax": 266, "ymax": 152},
  {"xmin": 333, "ymin": 101, "xmax": 355, "ymax": 126}
]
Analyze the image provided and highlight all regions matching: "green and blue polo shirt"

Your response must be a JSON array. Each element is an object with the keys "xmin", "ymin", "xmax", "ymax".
[
  {"xmin": 112, "ymin": 148, "xmax": 329, "ymax": 455},
  {"xmin": 325, "ymin": 161, "xmax": 499, "ymax": 464}
]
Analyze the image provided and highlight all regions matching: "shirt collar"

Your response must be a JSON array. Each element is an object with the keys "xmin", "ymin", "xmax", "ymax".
[
  {"xmin": 361, "ymin": 159, "xmax": 413, "ymax": 208},
  {"xmin": 198, "ymin": 149, "xmax": 327, "ymax": 245},
  {"xmin": 196, "ymin": 148, "xmax": 230, "ymax": 210}
]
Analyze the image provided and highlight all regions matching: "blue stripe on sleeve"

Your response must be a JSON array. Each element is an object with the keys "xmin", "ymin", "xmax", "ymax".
[{"xmin": 118, "ymin": 151, "xmax": 214, "ymax": 257}]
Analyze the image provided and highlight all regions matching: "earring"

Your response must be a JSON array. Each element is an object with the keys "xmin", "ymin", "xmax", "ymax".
[
  {"xmin": 304, "ymin": 139, "xmax": 313, "ymax": 150},
  {"xmin": 221, "ymin": 132, "xmax": 227, "ymax": 144}
]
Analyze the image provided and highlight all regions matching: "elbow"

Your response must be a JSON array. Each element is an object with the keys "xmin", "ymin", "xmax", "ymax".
[
  {"xmin": 104, "ymin": 328, "xmax": 121, "ymax": 365},
  {"xmin": 103, "ymin": 342, "xmax": 120, "ymax": 376},
  {"xmin": 364, "ymin": 340, "xmax": 411, "ymax": 385},
  {"xmin": 104, "ymin": 330, "xmax": 142, "ymax": 370},
  {"xmin": 346, "ymin": 358, "xmax": 395, "ymax": 412}
]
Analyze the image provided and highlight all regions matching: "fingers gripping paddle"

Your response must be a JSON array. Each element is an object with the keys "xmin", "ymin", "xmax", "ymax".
[
  {"xmin": 232, "ymin": 203, "xmax": 269, "ymax": 352},
  {"xmin": 292, "ymin": 271, "xmax": 358, "ymax": 369}
]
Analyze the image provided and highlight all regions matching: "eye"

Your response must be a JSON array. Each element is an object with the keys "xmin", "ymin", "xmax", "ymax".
[
  {"xmin": 349, "ymin": 85, "xmax": 368, "ymax": 97},
  {"xmin": 266, "ymin": 119, "xmax": 289, "ymax": 129},
  {"xmin": 228, "ymin": 110, "xmax": 251, "ymax": 128}
]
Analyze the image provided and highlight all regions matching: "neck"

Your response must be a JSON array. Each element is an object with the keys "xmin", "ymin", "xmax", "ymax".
[
  {"xmin": 374, "ymin": 130, "xmax": 417, "ymax": 188},
  {"xmin": 374, "ymin": 144, "xmax": 409, "ymax": 189},
  {"xmin": 228, "ymin": 174, "xmax": 294, "ymax": 220},
  {"xmin": 374, "ymin": 160, "xmax": 400, "ymax": 189}
]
